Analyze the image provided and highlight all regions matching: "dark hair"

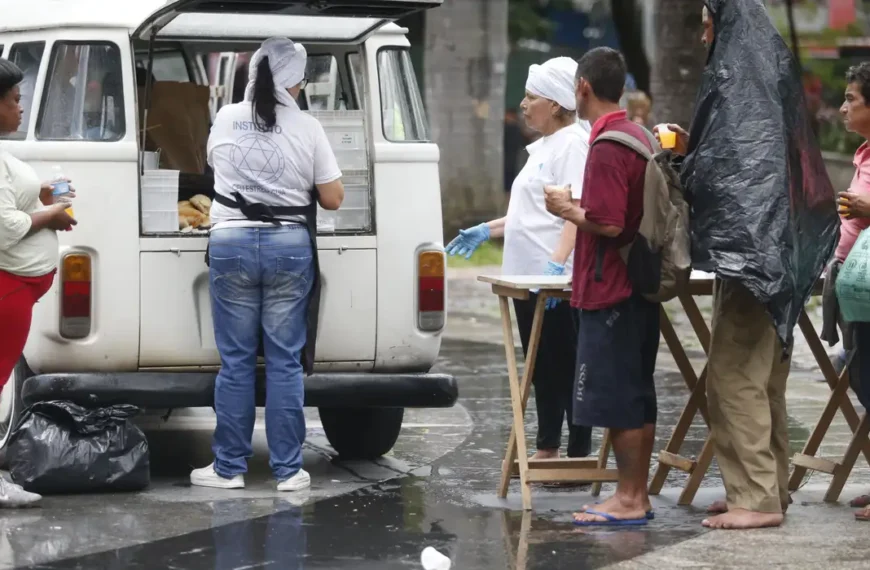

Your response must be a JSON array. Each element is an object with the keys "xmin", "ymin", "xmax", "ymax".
[
  {"xmin": 251, "ymin": 56, "xmax": 278, "ymax": 131},
  {"xmin": 0, "ymin": 59, "xmax": 24, "ymax": 100},
  {"xmin": 846, "ymin": 62, "xmax": 870, "ymax": 107},
  {"xmin": 575, "ymin": 47, "xmax": 627, "ymax": 104}
]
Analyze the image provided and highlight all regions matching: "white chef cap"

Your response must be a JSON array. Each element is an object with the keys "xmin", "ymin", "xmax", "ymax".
[
  {"xmin": 244, "ymin": 37, "xmax": 307, "ymax": 101},
  {"xmin": 525, "ymin": 57, "xmax": 578, "ymax": 112}
]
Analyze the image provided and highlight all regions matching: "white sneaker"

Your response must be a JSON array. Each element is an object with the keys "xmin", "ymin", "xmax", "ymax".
[
  {"xmin": 190, "ymin": 463, "xmax": 245, "ymax": 489},
  {"xmin": 0, "ymin": 478, "xmax": 41, "ymax": 507},
  {"xmin": 277, "ymin": 469, "xmax": 310, "ymax": 492}
]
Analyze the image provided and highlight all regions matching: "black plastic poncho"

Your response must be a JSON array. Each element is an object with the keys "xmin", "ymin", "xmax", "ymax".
[{"xmin": 681, "ymin": 0, "xmax": 840, "ymax": 353}]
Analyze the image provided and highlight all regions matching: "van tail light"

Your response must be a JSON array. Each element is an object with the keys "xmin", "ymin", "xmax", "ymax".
[
  {"xmin": 417, "ymin": 249, "xmax": 445, "ymax": 332},
  {"xmin": 60, "ymin": 253, "xmax": 92, "ymax": 339}
]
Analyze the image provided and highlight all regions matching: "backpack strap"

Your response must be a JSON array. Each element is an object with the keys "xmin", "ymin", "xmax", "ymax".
[
  {"xmin": 592, "ymin": 128, "xmax": 661, "ymax": 267},
  {"xmin": 594, "ymin": 130, "xmax": 655, "ymax": 161}
]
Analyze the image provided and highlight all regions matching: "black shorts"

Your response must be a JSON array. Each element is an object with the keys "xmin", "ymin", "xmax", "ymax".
[{"xmin": 573, "ymin": 295, "xmax": 660, "ymax": 430}]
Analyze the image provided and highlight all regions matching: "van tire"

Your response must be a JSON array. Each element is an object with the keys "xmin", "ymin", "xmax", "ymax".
[
  {"xmin": 0, "ymin": 359, "xmax": 27, "ymax": 467},
  {"xmin": 319, "ymin": 407, "xmax": 404, "ymax": 460}
]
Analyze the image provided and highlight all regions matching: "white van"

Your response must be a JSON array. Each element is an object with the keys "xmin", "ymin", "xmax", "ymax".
[{"xmin": 0, "ymin": 0, "xmax": 455, "ymax": 460}]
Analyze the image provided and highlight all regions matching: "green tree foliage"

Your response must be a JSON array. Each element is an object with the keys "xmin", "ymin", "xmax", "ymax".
[{"xmin": 508, "ymin": 0, "xmax": 574, "ymax": 44}]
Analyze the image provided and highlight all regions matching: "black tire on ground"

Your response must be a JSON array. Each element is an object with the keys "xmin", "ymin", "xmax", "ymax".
[
  {"xmin": 0, "ymin": 359, "xmax": 27, "ymax": 467},
  {"xmin": 318, "ymin": 407, "xmax": 404, "ymax": 460}
]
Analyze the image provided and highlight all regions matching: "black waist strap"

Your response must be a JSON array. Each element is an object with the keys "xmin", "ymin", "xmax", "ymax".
[{"xmin": 214, "ymin": 192, "xmax": 312, "ymax": 225}]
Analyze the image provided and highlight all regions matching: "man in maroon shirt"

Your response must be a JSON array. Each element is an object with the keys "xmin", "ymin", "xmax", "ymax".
[{"xmin": 545, "ymin": 47, "xmax": 659, "ymax": 526}]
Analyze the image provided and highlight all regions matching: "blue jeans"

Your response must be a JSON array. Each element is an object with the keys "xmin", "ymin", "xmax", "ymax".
[{"xmin": 208, "ymin": 225, "xmax": 314, "ymax": 480}]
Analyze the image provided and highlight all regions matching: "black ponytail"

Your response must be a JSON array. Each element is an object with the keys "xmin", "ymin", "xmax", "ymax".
[{"xmin": 251, "ymin": 57, "xmax": 278, "ymax": 132}]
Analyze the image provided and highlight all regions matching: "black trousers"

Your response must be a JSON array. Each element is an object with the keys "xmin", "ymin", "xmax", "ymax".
[{"xmin": 513, "ymin": 293, "xmax": 592, "ymax": 457}]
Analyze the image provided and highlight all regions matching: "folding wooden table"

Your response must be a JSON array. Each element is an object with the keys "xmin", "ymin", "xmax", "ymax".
[
  {"xmin": 482, "ymin": 272, "xmax": 858, "ymax": 510},
  {"xmin": 479, "ymin": 275, "xmax": 618, "ymax": 511},
  {"xmin": 788, "ymin": 327, "xmax": 870, "ymax": 502},
  {"xmin": 648, "ymin": 276, "xmax": 854, "ymax": 506}
]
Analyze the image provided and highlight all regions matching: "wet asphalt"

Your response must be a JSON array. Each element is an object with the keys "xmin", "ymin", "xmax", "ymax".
[{"xmin": 0, "ymin": 338, "xmax": 729, "ymax": 570}]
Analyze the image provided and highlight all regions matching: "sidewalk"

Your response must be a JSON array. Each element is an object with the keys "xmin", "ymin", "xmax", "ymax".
[{"xmin": 446, "ymin": 266, "xmax": 870, "ymax": 568}]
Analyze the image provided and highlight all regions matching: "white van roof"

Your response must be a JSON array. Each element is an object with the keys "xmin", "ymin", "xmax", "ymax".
[{"xmin": 0, "ymin": 0, "xmax": 425, "ymax": 42}]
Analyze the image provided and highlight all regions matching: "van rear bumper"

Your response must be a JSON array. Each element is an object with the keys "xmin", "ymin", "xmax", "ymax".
[{"xmin": 21, "ymin": 371, "xmax": 458, "ymax": 410}]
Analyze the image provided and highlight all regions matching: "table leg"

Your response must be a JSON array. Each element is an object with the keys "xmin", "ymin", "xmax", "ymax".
[
  {"xmin": 649, "ymin": 305, "xmax": 710, "ymax": 495},
  {"xmin": 679, "ymin": 292, "xmax": 712, "ymax": 352},
  {"xmin": 591, "ymin": 429, "xmax": 612, "ymax": 497},
  {"xmin": 497, "ymin": 293, "xmax": 547, "ymax": 511},
  {"xmin": 825, "ymin": 413, "xmax": 870, "ymax": 503},
  {"xmin": 789, "ymin": 312, "xmax": 870, "ymax": 490},
  {"xmin": 678, "ymin": 435, "xmax": 715, "ymax": 506}
]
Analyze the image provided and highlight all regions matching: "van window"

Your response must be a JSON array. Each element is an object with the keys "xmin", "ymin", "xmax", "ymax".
[
  {"xmin": 304, "ymin": 55, "xmax": 346, "ymax": 111},
  {"xmin": 37, "ymin": 43, "xmax": 125, "ymax": 142},
  {"xmin": 377, "ymin": 49, "xmax": 429, "ymax": 143},
  {"xmin": 348, "ymin": 53, "xmax": 365, "ymax": 109},
  {"xmin": 5, "ymin": 42, "xmax": 45, "ymax": 139},
  {"xmin": 150, "ymin": 50, "xmax": 191, "ymax": 83}
]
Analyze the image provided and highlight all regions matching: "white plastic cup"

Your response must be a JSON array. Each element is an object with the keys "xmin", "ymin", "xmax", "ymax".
[{"xmin": 421, "ymin": 547, "xmax": 451, "ymax": 570}]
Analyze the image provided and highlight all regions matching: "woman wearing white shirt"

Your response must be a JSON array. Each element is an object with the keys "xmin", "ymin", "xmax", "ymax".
[
  {"xmin": 0, "ymin": 59, "xmax": 77, "ymax": 506},
  {"xmin": 190, "ymin": 38, "xmax": 344, "ymax": 492},
  {"xmin": 447, "ymin": 57, "xmax": 592, "ymax": 461}
]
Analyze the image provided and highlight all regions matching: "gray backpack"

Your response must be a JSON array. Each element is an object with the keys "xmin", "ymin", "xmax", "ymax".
[{"xmin": 592, "ymin": 129, "xmax": 691, "ymax": 303}]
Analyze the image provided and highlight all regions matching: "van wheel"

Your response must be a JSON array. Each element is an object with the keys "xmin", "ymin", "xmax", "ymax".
[
  {"xmin": 319, "ymin": 407, "xmax": 404, "ymax": 461},
  {"xmin": 0, "ymin": 359, "xmax": 26, "ymax": 467}
]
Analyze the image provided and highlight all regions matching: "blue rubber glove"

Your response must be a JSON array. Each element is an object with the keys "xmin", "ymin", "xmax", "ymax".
[
  {"xmin": 445, "ymin": 223, "xmax": 491, "ymax": 259},
  {"xmin": 544, "ymin": 261, "xmax": 566, "ymax": 310}
]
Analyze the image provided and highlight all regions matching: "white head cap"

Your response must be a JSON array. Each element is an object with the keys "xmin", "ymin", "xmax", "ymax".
[
  {"xmin": 525, "ymin": 57, "xmax": 578, "ymax": 112},
  {"xmin": 244, "ymin": 37, "xmax": 307, "ymax": 101}
]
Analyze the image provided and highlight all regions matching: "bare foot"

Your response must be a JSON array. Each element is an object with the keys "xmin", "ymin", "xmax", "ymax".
[
  {"xmin": 530, "ymin": 449, "xmax": 560, "ymax": 461},
  {"xmin": 707, "ymin": 496, "xmax": 792, "ymax": 515},
  {"xmin": 701, "ymin": 509, "xmax": 783, "ymax": 530},
  {"xmin": 855, "ymin": 505, "xmax": 870, "ymax": 521},
  {"xmin": 578, "ymin": 494, "xmax": 652, "ymax": 519},
  {"xmin": 574, "ymin": 493, "xmax": 647, "ymax": 524}
]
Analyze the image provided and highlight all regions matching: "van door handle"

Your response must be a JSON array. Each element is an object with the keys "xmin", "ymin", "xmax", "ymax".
[
  {"xmin": 338, "ymin": 246, "xmax": 347, "ymax": 255},
  {"xmin": 169, "ymin": 248, "xmax": 181, "ymax": 256}
]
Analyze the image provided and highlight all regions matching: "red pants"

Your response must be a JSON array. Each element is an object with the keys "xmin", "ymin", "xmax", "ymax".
[{"xmin": 0, "ymin": 269, "xmax": 55, "ymax": 389}]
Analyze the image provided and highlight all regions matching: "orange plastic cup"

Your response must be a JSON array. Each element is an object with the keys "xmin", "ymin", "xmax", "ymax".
[{"xmin": 659, "ymin": 127, "xmax": 677, "ymax": 150}]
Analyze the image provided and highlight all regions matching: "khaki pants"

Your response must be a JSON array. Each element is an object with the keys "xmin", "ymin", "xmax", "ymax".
[{"xmin": 707, "ymin": 279, "xmax": 791, "ymax": 513}]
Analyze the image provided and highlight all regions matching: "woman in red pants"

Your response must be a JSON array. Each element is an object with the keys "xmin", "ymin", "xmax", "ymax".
[{"xmin": 0, "ymin": 59, "xmax": 76, "ymax": 506}]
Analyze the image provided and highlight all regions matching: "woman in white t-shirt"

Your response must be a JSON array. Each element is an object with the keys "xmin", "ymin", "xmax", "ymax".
[
  {"xmin": 190, "ymin": 38, "xmax": 344, "ymax": 493},
  {"xmin": 0, "ymin": 59, "xmax": 77, "ymax": 507},
  {"xmin": 447, "ymin": 57, "xmax": 591, "ymax": 461}
]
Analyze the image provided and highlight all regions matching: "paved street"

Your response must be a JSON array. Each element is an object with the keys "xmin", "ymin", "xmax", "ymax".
[{"xmin": 0, "ymin": 267, "xmax": 868, "ymax": 569}]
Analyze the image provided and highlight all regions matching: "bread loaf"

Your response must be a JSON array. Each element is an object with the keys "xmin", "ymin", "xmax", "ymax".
[
  {"xmin": 189, "ymin": 194, "xmax": 212, "ymax": 214},
  {"xmin": 178, "ymin": 201, "xmax": 207, "ymax": 229}
]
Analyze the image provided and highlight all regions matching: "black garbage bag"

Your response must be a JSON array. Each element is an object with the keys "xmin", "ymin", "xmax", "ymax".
[
  {"xmin": 8, "ymin": 401, "xmax": 150, "ymax": 494},
  {"xmin": 681, "ymin": 0, "xmax": 840, "ymax": 353}
]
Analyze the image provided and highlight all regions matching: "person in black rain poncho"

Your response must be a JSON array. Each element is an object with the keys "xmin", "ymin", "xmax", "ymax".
[{"xmin": 654, "ymin": 0, "xmax": 839, "ymax": 530}]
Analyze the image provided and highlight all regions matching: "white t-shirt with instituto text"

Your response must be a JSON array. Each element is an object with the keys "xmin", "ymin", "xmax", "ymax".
[{"xmin": 207, "ymin": 96, "xmax": 342, "ymax": 229}]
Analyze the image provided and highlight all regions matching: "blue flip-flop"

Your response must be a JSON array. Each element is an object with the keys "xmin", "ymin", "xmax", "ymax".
[
  {"xmin": 582, "ymin": 504, "xmax": 654, "ymax": 520},
  {"xmin": 573, "ymin": 509, "xmax": 649, "ymax": 527}
]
